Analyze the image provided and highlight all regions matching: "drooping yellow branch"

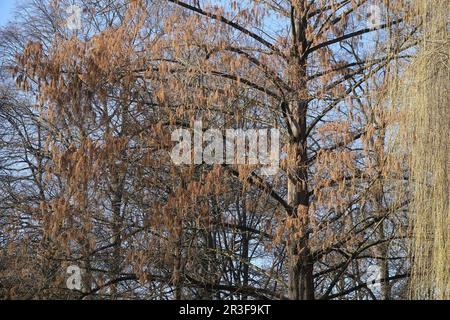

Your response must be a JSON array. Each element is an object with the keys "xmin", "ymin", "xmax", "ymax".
[{"xmin": 400, "ymin": 0, "xmax": 449, "ymax": 300}]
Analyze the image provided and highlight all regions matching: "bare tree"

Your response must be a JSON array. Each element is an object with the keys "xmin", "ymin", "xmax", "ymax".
[{"xmin": 0, "ymin": 0, "xmax": 425, "ymax": 300}]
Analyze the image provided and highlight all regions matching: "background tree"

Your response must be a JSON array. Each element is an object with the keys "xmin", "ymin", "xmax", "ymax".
[{"xmin": 0, "ymin": 0, "xmax": 439, "ymax": 300}]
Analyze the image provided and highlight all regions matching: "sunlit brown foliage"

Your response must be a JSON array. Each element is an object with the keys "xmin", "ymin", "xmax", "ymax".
[{"xmin": 0, "ymin": 0, "xmax": 443, "ymax": 300}]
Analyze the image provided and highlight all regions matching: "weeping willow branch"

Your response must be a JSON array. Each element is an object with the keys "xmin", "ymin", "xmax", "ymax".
[{"xmin": 399, "ymin": 0, "xmax": 449, "ymax": 300}]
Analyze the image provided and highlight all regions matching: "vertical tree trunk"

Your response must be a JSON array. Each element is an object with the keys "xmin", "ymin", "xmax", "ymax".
[
  {"xmin": 286, "ymin": 0, "xmax": 314, "ymax": 299},
  {"xmin": 240, "ymin": 197, "xmax": 250, "ymax": 300},
  {"xmin": 286, "ymin": 102, "xmax": 314, "ymax": 299},
  {"xmin": 173, "ymin": 236, "xmax": 183, "ymax": 300},
  {"xmin": 110, "ymin": 184, "xmax": 123, "ymax": 299},
  {"xmin": 373, "ymin": 128, "xmax": 390, "ymax": 300},
  {"xmin": 377, "ymin": 224, "xmax": 390, "ymax": 300}
]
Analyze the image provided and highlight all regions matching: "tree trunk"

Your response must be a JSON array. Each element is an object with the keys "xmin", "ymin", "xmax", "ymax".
[
  {"xmin": 286, "ymin": 99, "xmax": 314, "ymax": 300},
  {"xmin": 110, "ymin": 184, "xmax": 123, "ymax": 299},
  {"xmin": 286, "ymin": 0, "xmax": 314, "ymax": 299}
]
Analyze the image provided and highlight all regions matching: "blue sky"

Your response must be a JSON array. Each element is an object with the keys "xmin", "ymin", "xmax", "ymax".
[{"xmin": 0, "ymin": 0, "xmax": 16, "ymax": 26}]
